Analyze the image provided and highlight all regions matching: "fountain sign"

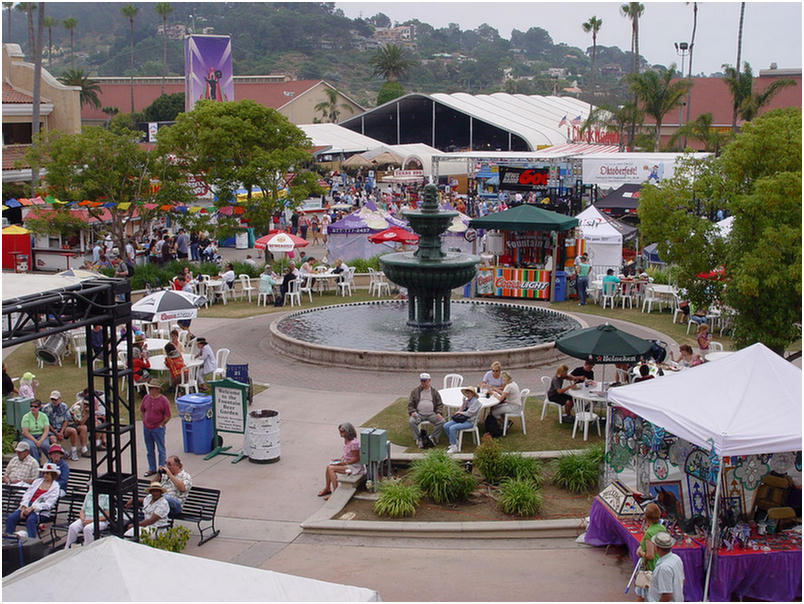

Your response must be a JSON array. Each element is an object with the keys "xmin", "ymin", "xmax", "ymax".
[{"xmin": 204, "ymin": 377, "xmax": 248, "ymax": 464}]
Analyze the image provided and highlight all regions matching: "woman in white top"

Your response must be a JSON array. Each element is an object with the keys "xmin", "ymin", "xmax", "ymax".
[
  {"xmin": 219, "ymin": 263, "xmax": 236, "ymax": 289},
  {"xmin": 195, "ymin": 338, "xmax": 217, "ymax": 390},
  {"xmin": 491, "ymin": 371, "xmax": 522, "ymax": 424}
]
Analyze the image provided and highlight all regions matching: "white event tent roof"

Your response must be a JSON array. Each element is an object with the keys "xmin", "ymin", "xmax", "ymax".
[
  {"xmin": 298, "ymin": 123, "xmax": 385, "ymax": 155},
  {"xmin": 606, "ymin": 343, "xmax": 802, "ymax": 457}
]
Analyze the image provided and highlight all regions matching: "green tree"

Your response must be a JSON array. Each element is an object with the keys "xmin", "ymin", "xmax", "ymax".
[
  {"xmin": 102, "ymin": 105, "xmax": 119, "ymax": 127},
  {"xmin": 121, "ymin": 4, "xmax": 139, "ymax": 114},
  {"xmin": 30, "ymin": 2, "xmax": 45, "ymax": 198},
  {"xmin": 722, "ymin": 62, "xmax": 794, "ymax": 130},
  {"xmin": 3, "ymin": 2, "xmax": 12, "ymax": 43},
  {"xmin": 313, "ymin": 87, "xmax": 353, "ymax": 123},
  {"xmin": 733, "ymin": 2, "xmax": 745, "ymax": 132},
  {"xmin": 627, "ymin": 65, "xmax": 692, "ymax": 151},
  {"xmin": 620, "ymin": 3, "xmax": 644, "ymax": 74},
  {"xmin": 602, "ymin": 101, "xmax": 644, "ymax": 151},
  {"xmin": 371, "ymin": 12, "xmax": 391, "ymax": 28},
  {"xmin": 58, "ymin": 69, "xmax": 102, "ymax": 109},
  {"xmin": 376, "ymin": 80, "xmax": 405, "ymax": 105},
  {"xmin": 62, "ymin": 17, "xmax": 77, "ymax": 68},
  {"xmin": 25, "ymin": 126, "xmax": 194, "ymax": 251},
  {"xmin": 369, "ymin": 44, "xmax": 416, "ymax": 81},
  {"xmin": 155, "ymin": 2, "xmax": 173, "ymax": 95},
  {"xmin": 581, "ymin": 16, "xmax": 603, "ymax": 89},
  {"xmin": 16, "ymin": 2, "xmax": 34, "ymax": 58},
  {"xmin": 142, "ymin": 92, "xmax": 184, "ymax": 122},
  {"xmin": 156, "ymin": 100, "xmax": 323, "ymax": 236},
  {"xmin": 667, "ymin": 113, "xmax": 731, "ymax": 154},
  {"xmin": 42, "ymin": 15, "xmax": 58, "ymax": 67}
]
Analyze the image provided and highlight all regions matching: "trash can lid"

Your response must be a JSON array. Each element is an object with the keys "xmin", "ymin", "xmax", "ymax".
[{"xmin": 176, "ymin": 393, "xmax": 212, "ymax": 405}]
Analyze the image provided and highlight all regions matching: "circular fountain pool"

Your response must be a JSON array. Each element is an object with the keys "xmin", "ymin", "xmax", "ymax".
[{"xmin": 270, "ymin": 300, "xmax": 584, "ymax": 371}]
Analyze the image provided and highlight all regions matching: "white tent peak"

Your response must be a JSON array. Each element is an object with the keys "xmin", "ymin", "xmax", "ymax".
[{"xmin": 607, "ymin": 343, "xmax": 802, "ymax": 457}]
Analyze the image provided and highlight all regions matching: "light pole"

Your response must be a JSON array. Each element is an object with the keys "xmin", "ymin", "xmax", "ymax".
[{"xmin": 674, "ymin": 42, "xmax": 690, "ymax": 149}]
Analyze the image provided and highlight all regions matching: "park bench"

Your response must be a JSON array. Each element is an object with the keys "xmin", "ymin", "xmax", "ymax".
[{"xmin": 136, "ymin": 478, "xmax": 221, "ymax": 545}]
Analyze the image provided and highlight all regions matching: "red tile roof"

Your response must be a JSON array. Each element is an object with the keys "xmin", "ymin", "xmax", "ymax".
[
  {"xmin": 2, "ymin": 145, "xmax": 31, "ymax": 170},
  {"xmin": 81, "ymin": 80, "xmax": 325, "ymax": 121},
  {"xmin": 2, "ymin": 82, "xmax": 35, "ymax": 104}
]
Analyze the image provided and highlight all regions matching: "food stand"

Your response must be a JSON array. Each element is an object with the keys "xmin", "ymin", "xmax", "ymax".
[{"xmin": 469, "ymin": 204, "xmax": 579, "ymax": 302}]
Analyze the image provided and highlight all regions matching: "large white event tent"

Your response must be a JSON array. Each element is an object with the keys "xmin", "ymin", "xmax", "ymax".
[
  {"xmin": 606, "ymin": 343, "xmax": 802, "ymax": 599},
  {"xmin": 3, "ymin": 537, "xmax": 381, "ymax": 601},
  {"xmin": 574, "ymin": 204, "xmax": 624, "ymax": 273}
]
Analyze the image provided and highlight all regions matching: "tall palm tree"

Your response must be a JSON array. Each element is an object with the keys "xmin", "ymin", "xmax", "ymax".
[
  {"xmin": 732, "ymin": 2, "xmax": 746, "ymax": 132},
  {"xmin": 723, "ymin": 62, "xmax": 795, "ymax": 127},
  {"xmin": 620, "ymin": 3, "xmax": 644, "ymax": 74},
  {"xmin": 582, "ymin": 16, "xmax": 603, "ymax": 91},
  {"xmin": 58, "ymin": 69, "xmax": 102, "ymax": 109},
  {"xmin": 314, "ymin": 87, "xmax": 353, "ymax": 123},
  {"xmin": 31, "ymin": 3, "xmax": 44, "ymax": 197},
  {"xmin": 603, "ymin": 101, "xmax": 644, "ymax": 151},
  {"xmin": 16, "ymin": 3, "xmax": 34, "ymax": 59},
  {"xmin": 628, "ymin": 65, "xmax": 693, "ymax": 151},
  {"xmin": 121, "ymin": 4, "xmax": 139, "ymax": 114},
  {"xmin": 667, "ymin": 113, "xmax": 731, "ymax": 155},
  {"xmin": 42, "ymin": 15, "xmax": 58, "ymax": 67},
  {"xmin": 62, "ymin": 17, "xmax": 77, "ymax": 68},
  {"xmin": 155, "ymin": 2, "xmax": 173, "ymax": 95},
  {"xmin": 683, "ymin": 2, "xmax": 698, "ymax": 145},
  {"xmin": 369, "ymin": 44, "xmax": 416, "ymax": 81},
  {"xmin": 3, "ymin": 2, "xmax": 13, "ymax": 42}
]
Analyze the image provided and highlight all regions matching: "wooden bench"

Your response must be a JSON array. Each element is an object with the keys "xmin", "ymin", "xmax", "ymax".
[{"xmin": 136, "ymin": 479, "xmax": 221, "ymax": 546}]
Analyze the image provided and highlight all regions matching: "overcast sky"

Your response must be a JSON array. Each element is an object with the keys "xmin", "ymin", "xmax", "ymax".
[{"xmin": 336, "ymin": 1, "xmax": 802, "ymax": 75}]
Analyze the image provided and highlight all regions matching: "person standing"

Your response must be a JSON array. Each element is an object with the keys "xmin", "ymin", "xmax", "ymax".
[
  {"xmin": 290, "ymin": 211, "xmax": 299, "ymax": 235},
  {"xmin": 140, "ymin": 384, "xmax": 171, "ymax": 478},
  {"xmin": 298, "ymin": 212, "xmax": 310, "ymax": 240},
  {"xmin": 407, "ymin": 373, "xmax": 445, "ymax": 448},
  {"xmin": 175, "ymin": 229, "xmax": 190, "ymax": 260},
  {"xmin": 576, "ymin": 253, "xmax": 592, "ymax": 306},
  {"xmin": 635, "ymin": 503, "xmax": 668, "ymax": 601},
  {"xmin": 189, "ymin": 231, "xmax": 200, "ymax": 261},
  {"xmin": 3, "ymin": 363, "xmax": 17, "ymax": 397},
  {"xmin": 647, "ymin": 532, "xmax": 685, "ymax": 602}
]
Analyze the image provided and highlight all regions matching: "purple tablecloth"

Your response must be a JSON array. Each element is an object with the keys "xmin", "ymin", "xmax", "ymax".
[
  {"xmin": 585, "ymin": 498, "xmax": 803, "ymax": 601},
  {"xmin": 585, "ymin": 498, "xmax": 704, "ymax": 601}
]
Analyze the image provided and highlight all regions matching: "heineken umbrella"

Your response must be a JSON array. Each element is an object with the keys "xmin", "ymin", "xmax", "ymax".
[
  {"xmin": 131, "ymin": 290, "xmax": 206, "ymax": 322},
  {"xmin": 555, "ymin": 323, "xmax": 653, "ymax": 364}
]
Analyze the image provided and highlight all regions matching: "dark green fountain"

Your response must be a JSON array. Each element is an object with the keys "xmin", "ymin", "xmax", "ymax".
[{"xmin": 380, "ymin": 184, "xmax": 480, "ymax": 329}]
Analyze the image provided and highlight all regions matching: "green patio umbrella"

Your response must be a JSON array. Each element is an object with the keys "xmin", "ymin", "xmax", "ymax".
[{"xmin": 555, "ymin": 323, "xmax": 653, "ymax": 364}]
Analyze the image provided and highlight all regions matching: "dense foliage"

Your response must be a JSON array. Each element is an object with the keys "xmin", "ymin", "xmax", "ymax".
[
  {"xmin": 552, "ymin": 445, "xmax": 603, "ymax": 493},
  {"xmin": 372, "ymin": 479, "xmax": 421, "ymax": 518},
  {"xmin": 410, "ymin": 449, "xmax": 476, "ymax": 504},
  {"xmin": 497, "ymin": 477, "xmax": 544, "ymax": 517},
  {"xmin": 473, "ymin": 435, "xmax": 543, "ymax": 486}
]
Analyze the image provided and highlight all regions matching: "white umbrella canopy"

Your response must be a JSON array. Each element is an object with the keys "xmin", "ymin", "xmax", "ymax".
[
  {"xmin": 131, "ymin": 290, "xmax": 207, "ymax": 322},
  {"xmin": 2, "ymin": 537, "xmax": 382, "ymax": 601}
]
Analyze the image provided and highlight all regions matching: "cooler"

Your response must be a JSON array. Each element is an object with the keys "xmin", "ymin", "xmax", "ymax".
[
  {"xmin": 4, "ymin": 396, "xmax": 33, "ymax": 433},
  {"xmin": 176, "ymin": 393, "xmax": 213, "ymax": 455}
]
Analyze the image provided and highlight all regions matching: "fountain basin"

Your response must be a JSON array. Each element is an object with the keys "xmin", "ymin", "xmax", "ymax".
[{"xmin": 270, "ymin": 300, "xmax": 586, "ymax": 371}]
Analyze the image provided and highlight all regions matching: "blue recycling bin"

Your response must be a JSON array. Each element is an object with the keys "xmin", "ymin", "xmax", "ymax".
[
  {"xmin": 176, "ymin": 394, "xmax": 213, "ymax": 455},
  {"xmin": 553, "ymin": 271, "xmax": 567, "ymax": 302}
]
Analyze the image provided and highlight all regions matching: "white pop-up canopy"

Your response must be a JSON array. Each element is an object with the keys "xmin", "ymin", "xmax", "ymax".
[
  {"xmin": 575, "ymin": 204, "xmax": 623, "ymax": 270},
  {"xmin": 3, "ymin": 537, "xmax": 381, "ymax": 602},
  {"xmin": 607, "ymin": 343, "xmax": 802, "ymax": 457}
]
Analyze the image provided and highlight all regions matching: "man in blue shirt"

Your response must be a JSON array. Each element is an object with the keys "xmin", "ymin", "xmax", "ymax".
[
  {"xmin": 47, "ymin": 444, "xmax": 70, "ymax": 496},
  {"xmin": 602, "ymin": 268, "xmax": 621, "ymax": 296}
]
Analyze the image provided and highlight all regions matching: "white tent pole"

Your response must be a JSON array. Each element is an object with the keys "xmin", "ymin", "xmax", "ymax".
[{"xmin": 702, "ymin": 456, "xmax": 724, "ymax": 602}]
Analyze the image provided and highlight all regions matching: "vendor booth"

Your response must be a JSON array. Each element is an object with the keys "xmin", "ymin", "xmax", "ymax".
[
  {"xmin": 586, "ymin": 343, "xmax": 802, "ymax": 601},
  {"xmin": 575, "ymin": 205, "xmax": 626, "ymax": 276},
  {"xmin": 2, "ymin": 225, "xmax": 32, "ymax": 271},
  {"xmin": 326, "ymin": 201, "xmax": 409, "ymax": 261},
  {"xmin": 469, "ymin": 204, "xmax": 579, "ymax": 301}
]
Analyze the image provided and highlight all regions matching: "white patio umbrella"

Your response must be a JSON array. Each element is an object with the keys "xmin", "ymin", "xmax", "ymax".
[{"xmin": 131, "ymin": 290, "xmax": 207, "ymax": 322}]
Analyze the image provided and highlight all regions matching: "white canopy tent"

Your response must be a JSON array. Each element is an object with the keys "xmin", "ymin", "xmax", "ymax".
[
  {"xmin": 574, "ymin": 205, "xmax": 623, "ymax": 273},
  {"xmin": 715, "ymin": 215, "xmax": 734, "ymax": 238},
  {"xmin": 3, "ymin": 537, "xmax": 381, "ymax": 601}
]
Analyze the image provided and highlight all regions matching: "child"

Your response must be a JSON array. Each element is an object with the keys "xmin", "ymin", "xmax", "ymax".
[
  {"xmin": 696, "ymin": 323, "xmax": 711, "ymax": 353},
  {"xmin": 164, "ymin": 343, "xmax": 187, "ymax": 387}
]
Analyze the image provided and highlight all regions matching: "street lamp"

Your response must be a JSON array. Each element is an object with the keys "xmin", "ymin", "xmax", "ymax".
[{"xmin": 674, "ymin": 42, "xmax": 691, "ymax": 149}]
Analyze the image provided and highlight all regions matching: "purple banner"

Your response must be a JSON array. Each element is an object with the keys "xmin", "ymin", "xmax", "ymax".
[{"xmin": 184, "ymin": 35, "xmax": 234, "ymax": 112}]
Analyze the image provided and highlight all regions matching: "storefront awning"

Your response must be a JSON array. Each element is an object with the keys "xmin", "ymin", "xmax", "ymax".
[{"xmin": 470, "ymin": 204, "xmax": 578, "ymax": 232}]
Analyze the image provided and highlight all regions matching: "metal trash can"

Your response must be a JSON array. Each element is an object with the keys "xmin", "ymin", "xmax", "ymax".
[
  {"xmin": 176, "ymin": 394, "xmax": 213, "ymax": 455},
  {"xmin": 4, "ymin": 397, "xmax": 33, "ymax": 433},
  {"xmin": 243, "ymin": 409, "xmax": 280, "ymax": 464},
  {"xmin": 235, "ymin": 231, "xmax": 248, "ymax": 249}
]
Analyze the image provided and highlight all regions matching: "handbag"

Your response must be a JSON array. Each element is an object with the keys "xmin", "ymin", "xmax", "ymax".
[
  {"xmin": 452, "ymin": 413, "xmax": 469, "ymax": 423},
  {"xmin": 635, "ymin": 570, "xmax": 652, "ymax": 589}
]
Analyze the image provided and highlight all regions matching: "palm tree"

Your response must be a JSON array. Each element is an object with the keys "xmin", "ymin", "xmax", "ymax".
[
  {"xmin": 62, "ymin": 17, "xmax": 77, "ymax": 68},
  {"xmin": 628, "ymin": 65, "xmax": 693, "ymax": 151},
  {"xmin": 732, "ymin": 2, "xmax": 746, "ymax": 132},
  {"xmin": 31, "ymin": 3, "xmax": 44, "ymax": 197},
  {"xmin": 42, "ymin": 15, "xmax": 58, "ymax": 67},
  {"xmin": 667, "ymin": 113, "xmax": 731, "ymax": 155},
  {"xmin": 121, "ymin": 4, "xmax": 139, "ymax": 114},
  {"xmin": 314, "ymin": 87, "xmax": 353, "ymax": 123},
  {"xmin": 102, "ymin": 106, "xmax": 119, "ymax": 127},
  {"xmin": 582, "ymin": 16, "xmax": 603, "ymax": 91},
  {"xmin": 58, "ymin": 69, "xmax": 102, "ymax": 109},
  {"xmin": 620, "ymin": 3, "xmax": 644, "ymax": 74},
  {"xmin": 602, "ymin": 101, "xmax": 644, "ymax": 151},
  {"xmin": 3, "ymin": 2, "xmax": 13, "ymax": 42},
  {"xmin": 155, "ymin": 2, "xmax": 173, "ymax": 95},
  {"xmin": 723, "ymin": 62, "xmax": 795, "ymax": 127},
  {"xmin": 683, "ymin": 2, "xmax": 698, "ymax": 146},
  {"xmin": 369, "ymin": 44, "xmax": 416, "ymax": 81},
  {"xmin": 16, "ymin": 3, "xmax": 34, "ymax": 59}
]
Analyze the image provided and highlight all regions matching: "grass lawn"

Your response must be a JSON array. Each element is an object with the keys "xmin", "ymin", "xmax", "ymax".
[
  {"xmin": 4, "ymin": 341, "xmax": 267, "ymax": 423},
  {"xmin": 362, "ymin": 396, "xmax": 602, "ymax": 454}
]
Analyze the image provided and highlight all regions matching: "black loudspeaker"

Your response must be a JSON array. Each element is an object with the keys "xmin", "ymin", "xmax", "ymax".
[{"xmin": 2, "ymin": 535, "xmax": 47, "ymax": 576}]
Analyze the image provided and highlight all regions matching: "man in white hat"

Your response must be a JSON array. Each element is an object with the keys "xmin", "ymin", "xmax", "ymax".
[
  {"xmin": 2, "ymin": 441, "xmax": 40, "ymax": 486},
  {"xmin": 407, "ymin": 373, "xmax": 445, "ymax": 448},
  {"xmin": 647, "ymin": 531, "xmax": 685, "ymax": 602}
]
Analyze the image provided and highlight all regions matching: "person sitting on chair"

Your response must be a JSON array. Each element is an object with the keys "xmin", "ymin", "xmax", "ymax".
[
  {"xmin": 634, "ymin": 364, "xmax": 655, "ymax": 383},
  {"xmin": 124, "ymin": 481, "xmax": 170, "ymax": 538},
  {"xmin": 163, "ymin": 344, "xmax": 188, "ymax": 387},
  {"xmin": 64, "ymin": 485, "xmax": 110, "ymax": 548},
  {"xmin": 2, "ymin": 442, "xmax": 39, "ymax": 486},
  {"xmin": 490, "ymin": 371, "xmax": 523, "ymax": 434},
  {"xmin": 408, "ymin": 373, "xmax": 445, "ymax": 448},
  {"xmin": 4, "ymin": 463, "xmax": 60, "ymax": 538},
  {"xmin": 131, "ymin": 347, "xmax": 151, "ymax": 386},
  {"xmin": 43, "ymin": 391, "xmax": 79, "ymax": 461},
  {"xmin": 444, "ymin": 387, "xmax": 482, "ymax": 454},
  {"xmin": 548, "ymin": 365, "xmax": 577, "ymax": 423},
  {"xmin": 479, "ymin": 361, "xmax": 505, "ymax": 395},
  {"xmin": 569, "ymin": 359, "xmax": 595, "ymax": 384},
  {"xmin": 219, "ymin": 263, "xmax": 236, "ymax": 290},
  {"xmin": 159, "ymin": 455, "xmax": 193, "ymax": 516}
]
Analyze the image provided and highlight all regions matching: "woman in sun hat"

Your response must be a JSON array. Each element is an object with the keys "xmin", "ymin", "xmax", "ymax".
[
  {"xmin": 4, "ymin": 462, "xmax": 60, "ymax": 538},
  {"xmin": 443, "ymin": 386, "xmax": 483, "ymax": 454},
  {"xmin": 124, "ymin": 481, "xmax": 170, "ymax": 537}
]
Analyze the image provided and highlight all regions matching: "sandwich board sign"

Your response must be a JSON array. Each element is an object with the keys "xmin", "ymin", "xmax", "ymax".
[{"xmin": 205, "ymin": 377, "xmax": 248, "ymax": 463}]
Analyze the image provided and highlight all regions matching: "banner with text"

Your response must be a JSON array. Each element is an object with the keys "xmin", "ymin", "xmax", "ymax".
[
  {"xmin": 498, "ymin": 166, "xmax": 550, "ymax": 192},
  {"xmin": 582, "ymin": 158, "xmax": 676, "ymax": 186}
]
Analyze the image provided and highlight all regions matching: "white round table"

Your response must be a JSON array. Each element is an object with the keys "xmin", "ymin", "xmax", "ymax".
[
  {"xmin": 147, "ymin": 353, "xmax": 204, "ymax": 373},
  {"xmin": 118, "ymin": 338, "xmax": 168, "ymax": 353}
]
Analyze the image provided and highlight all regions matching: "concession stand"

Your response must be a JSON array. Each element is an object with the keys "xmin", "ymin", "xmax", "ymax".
[{"xmin": 469, "ymin": 204, "xmax": 580, "ymax": 302}]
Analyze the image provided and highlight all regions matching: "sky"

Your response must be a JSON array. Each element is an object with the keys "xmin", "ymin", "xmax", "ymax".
[{"xmin": 335, "ymin": 1, "xmax": 802, "ymax": 76}]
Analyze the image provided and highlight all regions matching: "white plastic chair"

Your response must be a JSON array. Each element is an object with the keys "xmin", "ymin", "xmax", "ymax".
[
  {"xmin": 620, "ymin": 281, "xmax": 636, "ymax": 309},
  {"xmin": 615, "ymin": 368, "xmax": 632, "ymax": 385},
  {"xmin": 298, "ymin": 276, "xmax": 314, "ymax": 303},
  {"xmin": 600, "ymin": 282, "xmax": 618, "ymax": 309},
  {"xmin": 337, "ymin": 267, "xmax": 355, "ymax": 297},
  {"xmin": 176, "ymin": 329, "xmax": 189, "ymax": 346},
  {"xmin": 373, "ymin": 272, "xmax": 391, "ymax": 297},
  {"xmin": 641, "ymin": 285, "xmax": 665, "ymax": 313},
  {"xmin": 367, "ymin": 268, "xmax": 379, "ymax": 296},
  {"xmin": 284, "ymin": 279, "xmax": 301, "ymax": 307},
  {"xmin": 539, "ymin": 376, "xmax": 563, "ymax": 423},
  {"xmin": 456, "ymin": 413, "xmax": 481, "ymax": 452},
  {"xmin": 709, "ymin": 341, "xmax": 723, "ymax": 352},
  {"xmin": 72, "ymin": 332, "xmax": 87, "ymax": 368},
  {"xmin": 238, "ymin": 275, "xmax": 255, "ymax": 303},
  {"xmin": 175, "ymin": 364, "xmax": 199, "ymax": 398},
  {"xmin": 571, "ymin": 396, "xmax": 601, "ymax": 441},
  {"xmin": 212, "ymin": 348, "xmax": 230, "ymax": 381},
  {"xmin": 502, "ymin": 388, "xmax": 529, "ymax": 436},
  {"xmin": 671, "ymin": 294, "xmax": 686, "ymax": 324},
  {"xmin": 443, "ymin": 373, "xmax": 464, "ymax": 389}
]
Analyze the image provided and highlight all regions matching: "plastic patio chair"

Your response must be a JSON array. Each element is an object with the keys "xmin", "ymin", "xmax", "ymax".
[{"xmin": 502, "ymin": 387, "xmax": 529, "ymax": 436}]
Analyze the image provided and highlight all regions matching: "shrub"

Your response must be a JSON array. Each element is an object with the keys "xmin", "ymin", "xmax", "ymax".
[
  {"xmin": 473, "ymin": 435, "xmax": 507, "ymax": 485},
  {"xmin": 2, "ymin": 422, "xmax": 15, "ymax": 454},
  {"xmin": 231, "ymin": 260, "xmax": 263, "ymax": 279},
  {"xmin": 139, "ymin": 525, "xmax": 190, "ymax": 552},
  {"xmin": 373, "ymin": 478, "xmax": 421, "ymax": 518},
  {"xmin": 501, "ymin": 454, "xmax": 543, "ymax": 487},
  {"xmin": 552, "ymin": 446, "xmax": 602, "ymax": 494},
  {"xmin": 410, "ymin": 449, "xmax": 476, "ymax": 504},
  {"xmin": 348, "ymin": 256, "xmax": 382, "ymax": 273},
  {"xmin": 498, "ymin": 477, "xmax": 543, "ymax": 517}
]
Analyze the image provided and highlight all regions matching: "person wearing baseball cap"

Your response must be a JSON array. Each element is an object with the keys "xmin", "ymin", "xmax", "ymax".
[
  {"xmin": 407, "ymin": 373, "xmax": 445, "ymax": 448},
  {"xmin": 47, "ymin": 444, "xmax": 70, "ymax": 496},
  {"xmin": 443, "ymin": 386, "xmax": 482, "ymax": 454},
  {"xmin": 2, "ymin": 441, "xmax": 39, "ymax": 486},
  {"xmin": 43, "ymin": 391, "xmax": 80, "ymax": 461},
  {"xmin": 647, "ymin": 531, "xmax": 685, "ymax": 602},
  {"xmin": 4, "ymin": 462, "xmax": 60, "ymax": 538}
]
